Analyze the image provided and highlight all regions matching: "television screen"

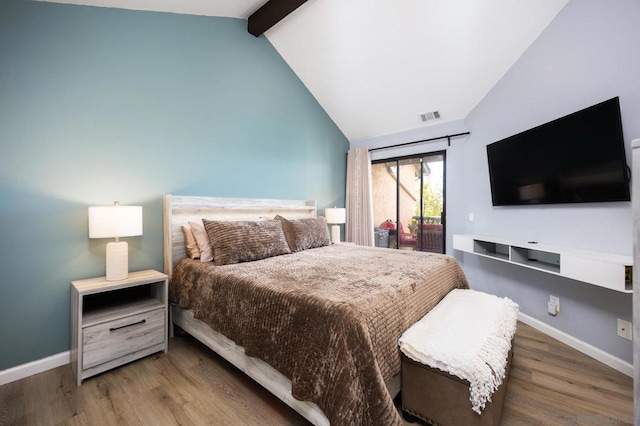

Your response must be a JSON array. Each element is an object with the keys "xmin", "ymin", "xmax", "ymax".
[{"xmin": 486, "ymin": 97, "xmax": 630, "ymax": 206}]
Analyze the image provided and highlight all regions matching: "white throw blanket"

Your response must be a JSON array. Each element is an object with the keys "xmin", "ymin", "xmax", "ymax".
[{"xmin": 398, "ymin": 289, "xmax": 519, "ymax": 414}]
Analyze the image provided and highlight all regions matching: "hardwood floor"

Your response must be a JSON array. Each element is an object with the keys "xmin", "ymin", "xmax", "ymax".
[
  {"xmin": 500, "ymin": 323, "xmax": 633, "ymax": 426},
  {"xmin": 0, "ymin": 322, "xmax": 633, "ymax": 425}
]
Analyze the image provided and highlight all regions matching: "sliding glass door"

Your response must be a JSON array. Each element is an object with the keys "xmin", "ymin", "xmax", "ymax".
[{"xmin": 371, "ymin": 152, "xmax": 445, "ymax": 253}]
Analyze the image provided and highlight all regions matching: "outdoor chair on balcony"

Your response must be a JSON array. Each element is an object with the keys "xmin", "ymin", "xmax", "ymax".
[
  {"xmin": 420, "ymin": 224, "xmax": 443, "ymax": 253},
  {"xmin": 398, "ymin": 222, "xmax": 417, "ymax": 249}
]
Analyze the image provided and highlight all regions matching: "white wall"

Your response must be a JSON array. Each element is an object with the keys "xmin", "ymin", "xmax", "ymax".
[
  {"xmin": 353, "ymin": 0, "xmax": 640, "ymax": 363},
  {"xmin": 451, "ymin": 0, "xmax": 640, "ymax": 363}
]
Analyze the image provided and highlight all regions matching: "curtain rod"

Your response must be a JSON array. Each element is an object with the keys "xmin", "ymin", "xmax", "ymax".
[{"xmin": 368, "ymin": 131, "xmax": 470, "ymax": 152}]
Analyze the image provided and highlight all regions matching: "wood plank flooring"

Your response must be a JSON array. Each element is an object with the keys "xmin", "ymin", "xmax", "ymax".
[
  {"xmin": 0, "ymin": 322, "xmax": 633, "ymax": 425},
  {"xmin": 501, "ymin": 323, "xmax": 633, "ymax": 426}
]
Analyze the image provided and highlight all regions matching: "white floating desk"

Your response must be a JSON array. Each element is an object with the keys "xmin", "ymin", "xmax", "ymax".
[{"xmin": 453, "ymin": 234, "xmax": 632, "ymax": 293}]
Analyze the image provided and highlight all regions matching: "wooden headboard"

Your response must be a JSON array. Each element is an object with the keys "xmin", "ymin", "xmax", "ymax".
[{"xmin": 163, "ymin": 195, "xmax": 317, "ymax": 277}]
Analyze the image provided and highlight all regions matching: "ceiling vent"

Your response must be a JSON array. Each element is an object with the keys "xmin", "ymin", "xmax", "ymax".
[{"xmin": 420, "ymin": 111, "xmax": 441, "ymax": 122}]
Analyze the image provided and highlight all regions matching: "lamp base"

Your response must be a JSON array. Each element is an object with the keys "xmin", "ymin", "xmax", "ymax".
[
  {"xmin": 106, "ymin": 241, "xmax": 129, "ymax": 281},
  {"xmin": 331, "ymin": 224, "xmax": 341, "ymax": 244}
]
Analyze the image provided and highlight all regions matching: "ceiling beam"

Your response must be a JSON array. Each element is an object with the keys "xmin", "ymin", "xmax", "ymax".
[{"xmin": 248, "ymin": 0, "xmax": 309, "ymax": 37}]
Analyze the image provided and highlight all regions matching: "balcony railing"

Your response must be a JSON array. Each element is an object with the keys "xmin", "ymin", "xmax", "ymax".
[{"xmin": 412, "ymin": 215, "xmax": 441, "ymax": 225}]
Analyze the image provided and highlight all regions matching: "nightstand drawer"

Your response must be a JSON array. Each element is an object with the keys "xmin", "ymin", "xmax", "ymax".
[{"xmin": 83, "ymin": 308, "xmax": 164, "ymax": 369}]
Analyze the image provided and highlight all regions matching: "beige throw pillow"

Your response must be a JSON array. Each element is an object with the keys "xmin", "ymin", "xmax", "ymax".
[
  {"xmin": 188, "ymin": 220, "xmax": 214, "ymax": 263},
  {"xmin": 181, "ymin": 224, "xmax": 201, "ymax": 259}
]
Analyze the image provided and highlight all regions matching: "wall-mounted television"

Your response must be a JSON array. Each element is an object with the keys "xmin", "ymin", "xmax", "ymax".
[{"xmin": 486, "ymin": 97, "xmax": 630, "ymax": 206}]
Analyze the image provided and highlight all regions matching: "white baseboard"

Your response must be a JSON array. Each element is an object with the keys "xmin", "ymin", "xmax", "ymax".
[
  {"xmin": 0, "ymin": 351, "xmax": 70, "ymax": 386},
  {"xmin": 518, "ymin": 313, "xmax": 633, "ymax": 377}
]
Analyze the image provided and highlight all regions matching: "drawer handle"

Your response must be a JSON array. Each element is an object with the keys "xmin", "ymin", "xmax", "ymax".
[{"xmin": 109, "ymin": 319, "xmax": 146, "ymax": 332}]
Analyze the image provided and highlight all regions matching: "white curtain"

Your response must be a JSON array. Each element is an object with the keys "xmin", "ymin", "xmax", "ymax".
[{"xmin": 346, "ymin": 147, "xmax": 375, "ymax": 246}]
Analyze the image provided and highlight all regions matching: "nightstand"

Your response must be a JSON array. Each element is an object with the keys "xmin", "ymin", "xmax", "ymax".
[{"xmin": 70, "ymin": 269, "xmax": 168, "ymax": 386}]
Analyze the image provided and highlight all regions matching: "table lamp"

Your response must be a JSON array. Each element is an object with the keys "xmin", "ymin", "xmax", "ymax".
[
  {"xmin": 325, "ymin": 207, "xmax": 346, "ymax": 244},
  {"xmin": 88, "ymin": 202, "xmax": 143, "ymax": 281}
]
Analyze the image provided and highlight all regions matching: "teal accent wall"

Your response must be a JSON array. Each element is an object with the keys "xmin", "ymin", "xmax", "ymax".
[{"xmin": 0, "ymin": 1, "xmax": 348, "ymax": 370}]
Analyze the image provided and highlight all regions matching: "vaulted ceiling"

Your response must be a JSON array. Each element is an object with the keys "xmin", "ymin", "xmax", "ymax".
[{"xmin": 39, "ymin": 0, "xmax": 569, "ymax": 142}]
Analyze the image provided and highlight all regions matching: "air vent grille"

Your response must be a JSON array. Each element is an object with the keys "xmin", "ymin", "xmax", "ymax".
[{"xmin": 420, "ymin": 111, "xmax": 441, "ymax": 122}]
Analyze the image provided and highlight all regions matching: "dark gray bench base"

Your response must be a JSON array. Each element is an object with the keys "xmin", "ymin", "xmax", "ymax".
[{"xmin": 401, "ymin": 345, "xmax": 513, "ymax": 426}]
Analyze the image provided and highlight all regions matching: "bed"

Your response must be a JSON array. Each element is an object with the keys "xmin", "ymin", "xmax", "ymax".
[{"xmin": 163, "ymin": 195, "xmax": 469, "ymax": 426}]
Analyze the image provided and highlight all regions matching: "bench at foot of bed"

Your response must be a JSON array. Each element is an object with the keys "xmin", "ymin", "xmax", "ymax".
[{"xmin": 399, "ymin": 289, "xmax": 519, "ymax": 426}]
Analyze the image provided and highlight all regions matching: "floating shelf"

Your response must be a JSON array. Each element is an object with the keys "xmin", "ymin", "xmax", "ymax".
[{"xmin": 453, "ymin": 234, "xmax": 632, "ymax": 293}]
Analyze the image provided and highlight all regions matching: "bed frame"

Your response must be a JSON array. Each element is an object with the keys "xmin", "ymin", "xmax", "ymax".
[{"xmin": 163, "ymin": 194, "xmax": 400, "ymax": 426}]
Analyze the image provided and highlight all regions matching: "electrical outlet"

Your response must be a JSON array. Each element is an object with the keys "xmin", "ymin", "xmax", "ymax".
[
  {"xmin": 468, "ymin": 212, "xmax": 474, "ymax": 222},
  {"xmin": 549, "ymin": 295, "xmax": 560, "ymax": 313},
  {"xmin": 617, "ymin": 319, "xmax": 632, "ymax": 341}
]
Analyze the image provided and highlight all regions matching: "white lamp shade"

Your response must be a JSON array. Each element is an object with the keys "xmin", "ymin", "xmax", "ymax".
[
  {"xmin": 325, "ymin": 208, "xmax": 346, "ymax": 225},
  {"xmin": 88, "ymin": 205, "xmax": 143, "ymax": 238}
]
